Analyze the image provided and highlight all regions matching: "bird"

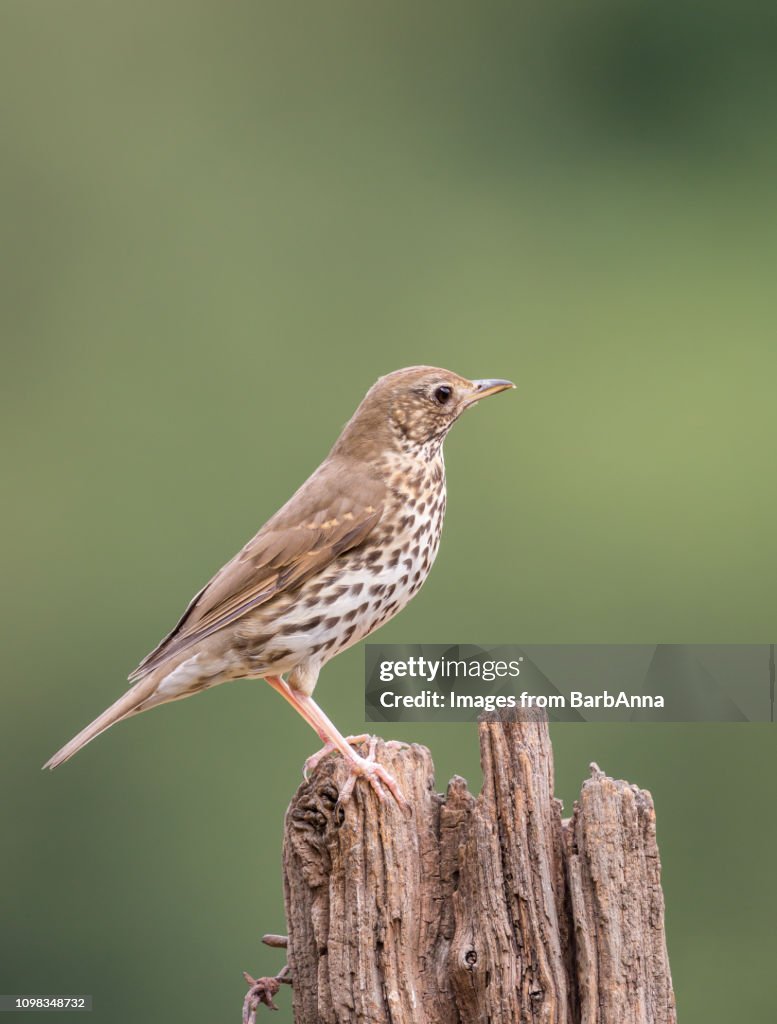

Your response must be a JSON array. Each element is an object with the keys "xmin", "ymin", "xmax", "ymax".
[{"xmin": 44, "ymin": 366, "xmax": 514, "ymax": 804}]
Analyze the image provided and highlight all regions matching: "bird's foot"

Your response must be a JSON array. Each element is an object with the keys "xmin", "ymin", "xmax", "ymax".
[
  {"xmin": 303, "ymin": 733, "xmax": 370, "ymax": 780},
  {"xmin": 337, "ymin": 735, "xmax": 408, "ymax": 810}
]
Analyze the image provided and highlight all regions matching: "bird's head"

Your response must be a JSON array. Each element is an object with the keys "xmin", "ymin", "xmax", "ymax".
[{"xmin": 332, "ymin": 366, "xmax": 515, "ymax": 460}]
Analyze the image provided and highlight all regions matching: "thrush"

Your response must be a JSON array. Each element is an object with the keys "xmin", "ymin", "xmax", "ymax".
[{"xmin": 44, "ymin": 366, "xmax": 514, "ymax": 803}]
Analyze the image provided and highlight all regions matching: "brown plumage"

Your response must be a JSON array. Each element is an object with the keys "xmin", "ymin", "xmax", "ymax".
[{"xmin": 44, "ymin": 366, "xmax": 514, "ymax": 803}]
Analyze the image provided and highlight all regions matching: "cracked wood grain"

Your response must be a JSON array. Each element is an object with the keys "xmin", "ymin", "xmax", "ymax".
[{"xmin": 281, "ymin": 717, "xmax": 675, "ymax": 1024}]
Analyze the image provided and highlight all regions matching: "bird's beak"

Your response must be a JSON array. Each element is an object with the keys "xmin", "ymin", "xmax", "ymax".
[{"xmin": 464, "ymin": 378, "xmax": 516, "ymax": 405}]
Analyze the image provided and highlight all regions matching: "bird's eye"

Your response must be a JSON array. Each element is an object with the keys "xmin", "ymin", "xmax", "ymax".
[{"xmin": 434, "ymin": 385, "xmax": 453, "ymax": 405}]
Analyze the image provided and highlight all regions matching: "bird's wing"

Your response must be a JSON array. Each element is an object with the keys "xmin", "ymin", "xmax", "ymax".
[{"xmin": 129, "ymin": 458, "xmax": 385, "ymax": 681}]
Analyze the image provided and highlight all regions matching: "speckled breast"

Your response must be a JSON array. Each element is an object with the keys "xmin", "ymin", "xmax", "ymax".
[{"xmin": 249, "ymin": 451, "xmax": 447, "ymax": 675}]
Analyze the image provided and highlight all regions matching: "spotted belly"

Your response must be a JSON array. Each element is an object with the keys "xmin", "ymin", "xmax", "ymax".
[
  {"xmin": 151, "ymin": 463, "xmax": 446, "ymax": 703},
  {"xmin": 235, "ymin": 494, "xmax": 446, "ymax": 680}
]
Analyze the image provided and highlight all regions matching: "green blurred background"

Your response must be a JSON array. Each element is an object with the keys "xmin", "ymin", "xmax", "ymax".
[{"xmin": 2, "ymin": 2, "xmax": 775, "ymax": 1021}]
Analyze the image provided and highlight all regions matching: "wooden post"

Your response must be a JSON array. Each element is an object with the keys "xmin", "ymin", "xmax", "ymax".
[{"xmin": 279, "ymin": 713, "xmax": 676, "ymax": 1024}]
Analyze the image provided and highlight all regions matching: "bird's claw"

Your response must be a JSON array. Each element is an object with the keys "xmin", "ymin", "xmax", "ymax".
[
  {"xmin": 337, "ymin": 735, "xmax": 409, "ymax": 810},
  {"xmin": 303, "ymin": 734, "xmax": 408, "ymax": 811},
  {"xmin": 303, "ymin": 734, "xmax": 370, "ymax": 780}
]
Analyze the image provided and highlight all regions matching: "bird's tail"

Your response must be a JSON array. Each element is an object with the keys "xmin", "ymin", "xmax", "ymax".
[{"xmin": 43, "ymin": 673, "xmax": 162, "ymax": 770}]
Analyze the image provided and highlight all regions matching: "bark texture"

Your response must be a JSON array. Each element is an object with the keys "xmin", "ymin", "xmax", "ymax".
[{"xmin": 281, "ymin": 714, "xmax": 675, "ymax": 1024}]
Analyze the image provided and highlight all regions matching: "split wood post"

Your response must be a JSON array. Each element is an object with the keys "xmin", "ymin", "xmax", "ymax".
[{"xmin": 280, "ymin": 711, "xmax": 676, "ymax": 1024}]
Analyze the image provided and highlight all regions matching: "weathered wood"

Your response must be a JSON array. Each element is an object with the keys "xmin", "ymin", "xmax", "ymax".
[
  {"xmin": 280, "ymin": 717, "xmax": 675, "ymax": 1024},
  {"xmin": 564, "ymin": 765, "xmax": 676, "ymax": 1024}
]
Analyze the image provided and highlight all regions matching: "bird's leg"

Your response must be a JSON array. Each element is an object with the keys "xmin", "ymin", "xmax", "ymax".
[
  {"xmin": 263, "ymin": 676, "xmax": 406, "ymax": 808},
  {"xmin": 295, "ymin": 693, "xmax": 407, "ymax": 809},
  {"xmin": 263, "ymin": 676, "xmax": 371, "ymax": 776},
  {"xmin": 263, "ymin": 675, "xmax": 328, "ymax": 743}
]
